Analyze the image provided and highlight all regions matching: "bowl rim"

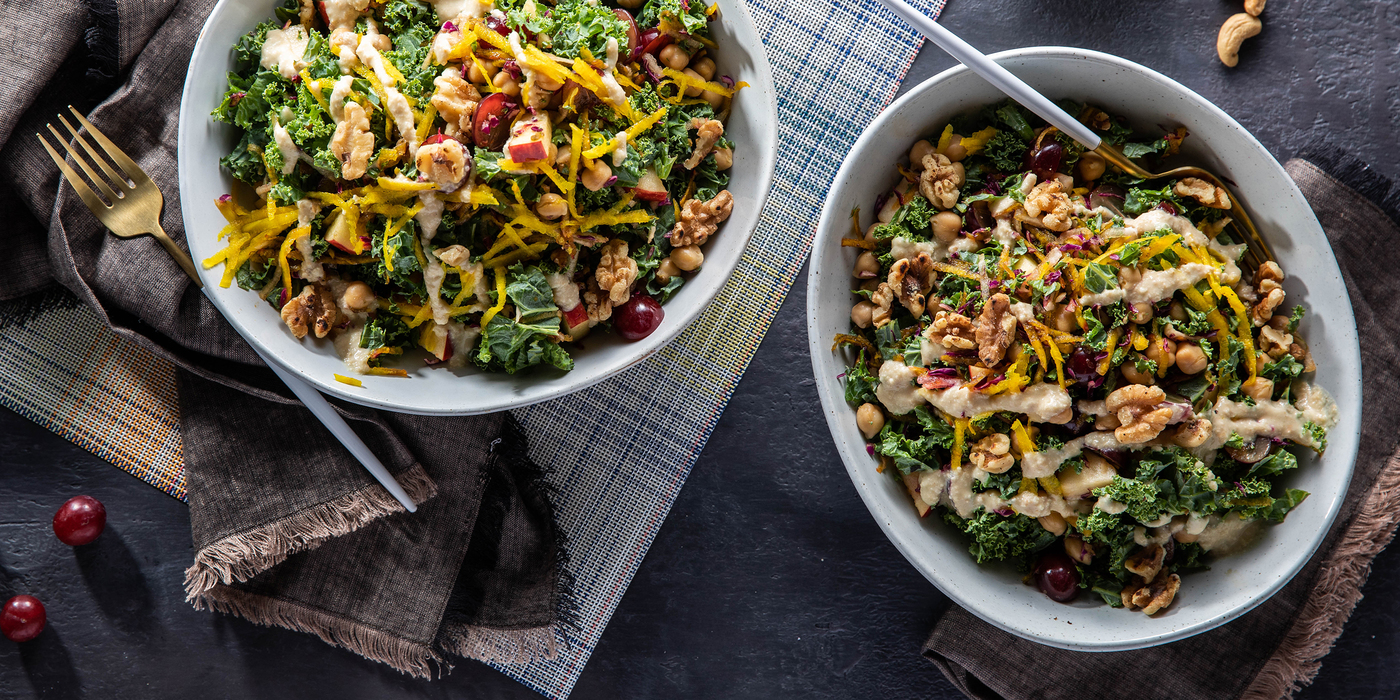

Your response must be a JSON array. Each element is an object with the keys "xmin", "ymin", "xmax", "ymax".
[
  {"xmin": 176, "ymin": 0, "xmax": 780, "ymax": 416},
  {"xmin": 806, "ymin": 46, "xmax": 1361, "ymax": 651}
]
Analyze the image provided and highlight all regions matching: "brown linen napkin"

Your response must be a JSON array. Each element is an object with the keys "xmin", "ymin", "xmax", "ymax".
[
  {"xmin": 923, "ymin": 150, "xmax": 1400, "ymax": 700},
  {"xmin": 0, "ymin": 0, "xmax": 569, "ymax": 676}
]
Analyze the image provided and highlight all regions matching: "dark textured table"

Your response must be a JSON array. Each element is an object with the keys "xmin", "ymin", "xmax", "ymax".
[{"xmin": 3, "ymin": 0, "xmax": 1397, "ymax": 697}]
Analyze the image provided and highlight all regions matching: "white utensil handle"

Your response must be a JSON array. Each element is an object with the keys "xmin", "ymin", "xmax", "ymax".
[
  {"xmin": 254, "ymin": 348, "xmax": 418, "ymax": 513},
  {"xmin": 877, "ymin": 0, "xmax": 1102, "ymax": 150}
]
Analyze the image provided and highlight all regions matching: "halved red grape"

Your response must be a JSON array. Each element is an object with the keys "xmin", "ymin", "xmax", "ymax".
[
  {"xmin": 614, "ymin": 9, "xmax": 640, "ymax": 56},
  {"xmin": 613, "ymin": 294, "xmax": 664, "ymax": 341},
  {"xmin": 1033, "ymin": 550, "xmax": 1081, "ymax": 603},
  {"xmin": 472, "ymin": 93, "xmax": 520, "ymax": 151},
  {"xmin": 53, "ymin": 495, "xmax": 106, "ymax": 546},
  {"xmin": 484, "ymin": 15, "xmax": 510, "ymax": 36},
  {"xmin": 642, "ymin": 32, "xmax": 673, "ymax": 59},
  {"xmin": 1, "ymin": 596, "xmax": 46, "ymax": 642},
  {"xmin": 1028, "ymin": 141, "xmax": 1064, "ymax": 183}
]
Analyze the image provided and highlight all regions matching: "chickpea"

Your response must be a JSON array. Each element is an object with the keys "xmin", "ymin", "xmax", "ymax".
[
  {"xmin": 691, "ymin": 57, "xmax": 716, "ymax": 81},
  {"xmin": 655, "ymin": 258, "xmax": 680, "ymax": 283},
  {"xmin": 493, "ymin": 71, "xmax": 520, "ymax": 97},
  {"xmin": 467, "ymin": 61, "xmax": 494, "ymax": 85},
  {"xmin": 1121, "ymin": 361, "xmax": 1154, "ymax": 385},
  {"xmin": 535, "ymin": 193, "xmax": 567, "ymax": 220},
  {"xmin": 659, "ymin": 44, "xmax": 690, "ymax": 71},
  {"xmin": 1077, "ymin": 151, "xmax": 1107, "ymax": 182},
  {"xmin": 877, "ymin": 193, "xmax": 902, "ymax": 223},
  {"xmin": 1130, "ymin": 303, "xmax": 1152, "ymax": 324},
  {"xmin": 581, "ymin": 161, "xmax": 612, "ymax": 192},
  {"xmin": 864, "ymin": 224, "xmax": 881, "ymax": 242},
  {"xmin": 851, "ymin": 301, "xmax": 875, "ymax": 329},
  {"xmin": 932, "ymin": 211, "xmax": 962, "ymax": 244},
  {"xmin": 535, "ymin": 72, "xmax": 564, "ymax": 92},
  {"xmin": 1244, "ymin": 377, "xmax": 1275, "ymax": 402},
  {"xmin": 682, "ymin": 68, "xmax": 705, "ymax": 97},
  {"xmin": 1175, "ymin": 343, "xmax": 1208, "ymax": 374},
  {"xmin": 858, "ymin": 279, "xmax": 879, "ymax": 292},
  {"xmin": 1145, "ymin": 337, "xmax": 1177, "ymax": 371},
  {"xmin": 951, "ymin": 162, "xmax": 966, "ymax": 188},
  {"xmin": 555, "ymin": 144, "xmax": 572, "ymax": 166},
  {"xmin": 1168, "ymin": 301, "xmax": 1188, "ymax": 322},
  {"xmin": 671, "ymin": 245, "xmax": 704, "ymax": 271},
  {"xmin": 1038, "ymin": 512, "xmax": 1067, "ymax": 536},
  {"xmin": 941, "ymin": 135, "xmax": 968, "ymax": 162},
  {"xmin": 909, "ymin": 139, "xmax": 937, "ymax": 167},
  {"xmin": 700, "ymin": 89, "xmax": 725, "ymax": 110},
  {"xmin": 713, "ymin": 146, "xmax": 733, "ymax": 171},
  {"xmin": 856, "ymin": 403, "xmax": 885, "ymax": 439},
  {"xmin": 1052, "ymin": 304, "xmax": 1078, "ymax": 333},
  {"xmin": 852, "ymin": 251, "xmax": 879, "ymax": 279},
  {"xmin": 342, "ymin": 281, "xmax": 376, "ymax": 311},
  {"xmin": 1054, "ymin": 173, "xmax": 1075, "ymax": 191},
  {"xmin": 1064, "ymin": 536, "xmax": 1094, "ymax": 565}
]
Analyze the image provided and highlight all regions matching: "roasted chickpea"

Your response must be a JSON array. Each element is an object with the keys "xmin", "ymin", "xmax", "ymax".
[
  {"xmin": 700, "ymin": 89, "xmax": 725, "ymax": 110},
  {"xmin": 1052, "ymin": 304, "xmax": 1078, "ymax": 333},
  {"xmin": 909, "ymin": 139, "xmax": 937, "ymax": 167},
  {"xmin": 713, "ymin": 146, "xmax": 733, "ymax": 170},
  {"xmin": 1130, "ymin": 303, "xmax": 1153, "ymax": 324},
  {"xmin": 851, "ymin": 301, "xmax": 875, "ymax": 329},
  {"xmin": 877, "ymin": 192, "xmax": 902, "ymax": 223},
  {"xmin": 864, "ymin": 224, "xmax": 881, "ymax": 242},
  {"xmin": 534, "ymin": 72, "xmax": 564, "ymax": 92},
  {"xmin": 535, "ymin": 193, "xmax": 567, "ymax": 220},
  {"xmin": 1038, "ymin": 512, "xmax": 1068, "ymax": 536},
  {"xmin": 1244, "ymin": 377, "xmax": 1275, "ymax": 402},
  {"xmin": 941, "ymin": 135, "xmax": 968, "ymax": 162},
  {"xmin": 555, "ymin": 144, "xmax": 572, "ymax": 166},
  {"xmin": 1054, "ymin": 173, "xmax": 1075, "ymax": 191},
  {"xmin": 1175, "ymin": 343, "xmax": 1208, "ymax": 374},
  {"xmin": 1121, "ymin": 361, "xmax": 1154, "ymax": 385},
  {"xmin": 682, "ymin": 68, "xmax": 705, "ymax": 97},
  {"xmin": 655, "ymin": 258, "xmax": 680, "ymax": 283},
  {"xmin": 1077, "ymin": 151, "xmax": 1107, "ymax": 181},
  {"xmin": 1169, "ymin": 301, "xmax": 1188, "ymax": 322},
  {"xmin": 671, "ymin": 245, "xmax": 704, "ymax": 271},
  {"xmin": 581, "ymin": 161, "xmax": 612, "ymax": 192},
  {"xmin": 342, "ymin": 281, "xmax": 376, "ymax": 311},
  {"xmin": 853, "ymin": 251, "xmax": 879, "ymax": 279},
  {"xmin": 659, "ymin": 44, "xmax": 690, "ymax": 71},
  {"xmin": 932, "ymin": 211, "xmax": 962, "ymax": 244},
  {"xmin": 692, "ymin": 57, "xmax": 717, "ymax": 81},
  {"xmin": 492, "ymin": 71, "xmax": 520, "ymax": 97},
  {"xmin": 467, "ymin": 61, "xmax": 494, "ymax": 84},
  {"xmin": 1145, "ymin": 337, "xmax": 1177, "ymax": 370},
  {"xmin": 951, "ymin": 162, "xmax": 966, "ymax": 188},
  {"xmin": 856, "ymin": 403, "xmax": 885, "ymax": 439}
]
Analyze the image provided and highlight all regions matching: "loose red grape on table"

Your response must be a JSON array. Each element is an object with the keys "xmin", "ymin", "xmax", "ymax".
[
  {"xmin": 1, "ymin": 595, "xmax": 46, "ymax": 643},
  {"xmin": 53, "ymin": 494, "xmax": 106, "ymax": 546}
]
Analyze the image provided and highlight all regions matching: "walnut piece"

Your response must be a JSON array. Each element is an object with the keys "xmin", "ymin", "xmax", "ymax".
[
  {"xmin": 682, "ymin": 118, "xmax": 724, "ymax": 170},
  {"xmin": 330, "ymin": 101, "xmax": 374, "ymax": 180},
  {"xmin": 583, "ymin": 277, "xmax": 613, "ymax": 323},
  {"xmin": 888, "ymin": 252, "xmax": 935, "ymax": 318},
  {"xmin": 1289, "ymin": 342, "xmax": 1316, "ymax": 373},
  {"xmin": 1173, "ymin": 418, "xmax": 1212, "ymax": 448},
  {"xmin": 280, "ymin": 284, "xmax": 338, "ymax": 339},
  {"xmin": 1173, "ymin": 177, "xmax": 1232, "ymax": 209},
  {"xmin": 671, "ymin": 190, "xmax": 734, "ymax": 247},
  {"xmin": 1259, "ymin": 325, "xmax": 1293, "ymax": 358},
  {"xmin": 1024, "ymin": 179, "xmax": 1074, "ymax": 232},
  {"xmin": 929, "ymin": 310, "xmax": 976, "ymax": 351},
  {"xmin": 919, "ymin": 153, "xmax": 960, "ymax": 210},
  {"xmin": 596, "ymin": 239, "xmax": 638, "ymax": 305},
  {"xmin": 429, "ymin": 70, "xmax": 482, "ymax": 137},
  {"xmin": 1128, "ymin": 570, "xmax": 1181, "ymax": 615},
  {"xmin": 1124, "ymin": 544, "xmax": 1165, "ymax": 582},
  {"xmin": 1252, "ymin": 261, "xmax": 1285, "ymax": 326},
  {"xmin": 1105, "ymin": 384, "xmax": 1172, "ymax": 444},
  {"xmin": 415, "ymin": 138, "xmax": 468, "ymax": 186},
  {"xmin": 970, "ymin": 433, "xmax": 1014, "ymax": 474},
  {"xmin": 974, "ymin": 292, "xmax": 1017, "ymax": 366},
  {"xmin": 870, "ymin": 283, "xmax": 894, "ymax": 328}
]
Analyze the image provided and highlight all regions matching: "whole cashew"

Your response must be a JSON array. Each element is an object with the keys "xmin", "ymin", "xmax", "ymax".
[
  {"xmin": 1245, "ymin": 0, "xmax": 1266, "ymax": 16},
  {"xmin": 1217, "ymin": 13, "xmax": 1262, "ymax": 68}
]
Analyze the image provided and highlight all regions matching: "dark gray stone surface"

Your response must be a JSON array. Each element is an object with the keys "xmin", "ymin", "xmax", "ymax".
[{"xmin": 1, "ymin": 0, "xmax": 1397, "ymax": 697}]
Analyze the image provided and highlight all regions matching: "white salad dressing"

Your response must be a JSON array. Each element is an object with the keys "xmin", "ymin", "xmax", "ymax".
[
  {"xmin": 1078, "ymin": 262, "xmax": 1217, "ymax": 307},
  {"xmin": 1197, "ymin": 390, "xmax": 1334, "ymax": 452},
  {"xmin": 271, "ymin": 122, "xmax": 302, "ymax": 175},
  {"xmin": 334, "ymin": 326, "xmax": 374, "ymax": 373},
  {"xmin": 446, "ymin": 320, "xmax": 481, "ymax": 369},
  {"xmin": 598, "ymin": 37, "xmax": 627, "ymax": 107},
  {"xmin": 294, "ymin": 199, "xmax": 325, "ymax": 282},
  {"xmin": 547, "ymin": 271, "xmax": 582, "ymax": 312},
  {"xmin": 1020, "ymin": 430, "xmax": 1136, "ymax": 479},
  {"xmin": 611, "ymin": 130, "xmax": 629, "ymax": 167},
  {"xmin": 890, "ymin": 237, "xmax": 950, "ymax": 263},
  {"xmin": 874, "ymin": 360, "xmax": 923, "ymax": 415},
  {"xmin": 992, "ymin": 215, "xmax": 1018, "ymax": 248},
  {"xmin": 427, "ymin": 0, "xmax": 489, "ymax": 23},
  {"xmin": 324, "ymin": 0, "xmax": 372, "ymax": 71},
  {"xmin": 384, "ymin": 88, "xmax": 420, "ymax": 157},
  {"xmin": 355, "ymin": 30, "xmax": 396, "ymax": 90},
  {"xmin": 260, "ymin": 26, "xmax": 311, "ymax": 80},
  {"xmin": 506, "ymin": 32, "xmax": 541, "ymax": 95},
  {"xmin": 1196, "ymin": 513, "xmax": 1263, "ymax": 554},
  {"xmin": 923, "ymin": 382, "xmax": 1071, "ymax": 423},
  {"xmin": 415, "ymin": 193, "xmax": 453, "ymax": 325},
  {"xmin": 328, "ymin": 75, "xmax": 355, "ymax": 122}
]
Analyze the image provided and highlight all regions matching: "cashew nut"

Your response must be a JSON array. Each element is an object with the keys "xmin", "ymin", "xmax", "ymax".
[
  {"xmin": 1244, "ymin": 0, "xmax": 1265, "ymax": 16},
  {"xmin": 1217, "ymin": 13, "xmax": 1262, "ymax": 68}
]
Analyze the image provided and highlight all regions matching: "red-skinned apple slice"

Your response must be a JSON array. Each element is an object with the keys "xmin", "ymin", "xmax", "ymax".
[
  {"xmin": 506, "ymin": 111, "xmax": 553, "ymax": 163},
  {"xmin": 418, "ymin": 324, "xmax": 450, "ymax": 362},
  {"xmin": 631, "ymin": 166, "xmax": 669, "ymax": 202},
  {"xmin": 562, "ymin": 304, "xmax": 591, "ymax": 340},
  {"xmin": 324, "ymin": 209, "xmax": 363, "ymax": 254},
  {"xmin": 473, "ymin": 93, "xmax": 520, "ymax": 151}
]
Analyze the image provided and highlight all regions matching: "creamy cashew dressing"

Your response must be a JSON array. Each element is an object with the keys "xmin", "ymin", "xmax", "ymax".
[
  {"xmin": 599, "ymin": 38, "xmax": 627, "ymax": 107},
  {"xmin": 918, "ymin": 464, "xmax": 1082, "ymax": 520},
  {"xmin": 384, "ymin": 88, "xmax": 420, "ymax": 157},
  {"xmin": 294, "ymin": 200, "xmax": 326, "ymax": 282},
  {"xmin": 271, "ymin": 122, "xmax": 302, "ymax": 175},
  {"xmin": 446, "ymin": 321, "xmax": 480, "ymax": 369},
  {"xmin": 334, "ymin": 326, "xmax": 375, "ymax": 373},
  {"xmin": 328, "ymin": 76, "xmax": 355, "ymax": 122},
  {"xmin": 260, "ymin": 26, "xmax": 311, "ymax": 80},
  {"xmin": 875, "ymin": 360, "xmax": 924, "ymax": 415},
  {"xmin": 611, "ymin": 130, "xmax": 629, "ymax": 166},
  {"xmin": 1196, "ymin": 512, "xmax": 1263, "ymax": 554},
  {"xmin": 992, "ymin": 215, "xmax": 1018, "ymax": 248},
  {"xmin": 1078, "ymin": 262, "xmax": 1217, "ymax": 307},
  {"xmin": 874, "ymin": 360, "xmax": 1072, "ymax": 421},
  {"xmin": 547, "ymin": 272, "xmax": 582, "ymax": 312},
  {"xmin": 415, "ymin": 193, "xmax": 453, "ymax": 325},
  {"xmin": 890, "ymin": 237, "xmax": 951, "ymax": 263},
  {"xmin": 1019, "ymin": 430, "xmax": 1133, "ymax": 479},
  {"xmin": 1198, "ymin": 391, "xmax": 1334, "ymax": 452},
  {"xmin": 355, "ymin": 26, "xmax": 395, "ymax": 87}
]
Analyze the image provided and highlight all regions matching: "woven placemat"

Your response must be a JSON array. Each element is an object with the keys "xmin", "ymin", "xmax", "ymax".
[{"xmin": 0, "ymin": 0, "xmax": 945, "ymax": 695}]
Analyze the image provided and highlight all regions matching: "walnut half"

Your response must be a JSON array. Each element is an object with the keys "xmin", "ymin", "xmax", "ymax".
[
  {"xmin": 1123, "ymin": 569, "xmax": 1181, "ymax": 615},
  {"xmin": 596, "ymin": 239, "xmax": 639, "ymax": 305},
  {"xmin": 671, "ymin": 190, "xmax": 734, "ymax": 247},
  {"xmin": 1174, "ymin": 177, "xmax": 1232, "ymax": 210},
  {"xmin": 330, "ymin": 101, "xmax": 374, "ymax": 180},
  {"xmin": 1024, "ymin": 179, "xmax": 1073, "ymax": 231},
  {"xmin": 919, "ymin": 153, "xmax": 961, "ymax": 210},
  {"xmin": 281, "ymin": 284, "xmax": 338, "ymax": 339},
  {"xmin": 887, "ymin": 252, "xmax": 935, "ymax": 318},
  {"xmin": 974, "ymin": 292, "xmax": 1017, "ymax": 366},
  {"xmin": 429, "ymin": 69, "xmax": 482, "ymax": 137},
  {"xmin": 1105, "ymin": 384, "xmax": 1172, "ymax": 444},
  {"xmin": 682, "ymin": 118, "xmax": 724, "ymax": 170},
  {"xmin": 929, "ymin": 310, "xmax": 976, "ymax": 351}
]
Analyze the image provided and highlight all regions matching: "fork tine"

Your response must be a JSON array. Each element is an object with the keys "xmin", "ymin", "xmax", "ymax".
[
  {"xmin": 67, "ymin": 106, "xmax": 150, "ymax": 186},
  {"xmin": 45, "ymin": 123, "xmax": 121, "ymax": 205},
  {"xmin": 37, "ymin": 133, "xmax": 111, "ymax": 217},
  {"xmin": 57, "ymin": 115, "xmax": 131, "ymax": 194}
]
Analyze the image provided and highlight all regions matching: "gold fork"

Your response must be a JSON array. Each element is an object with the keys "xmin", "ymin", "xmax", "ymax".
[{"xmin": 37, "ymin": 106, "xmax": 203, "ymax": 288}]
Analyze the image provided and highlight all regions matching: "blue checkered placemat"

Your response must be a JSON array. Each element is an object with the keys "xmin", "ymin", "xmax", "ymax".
[{"xmin": 0, "ymin": 0, "xmax": 944, "ymax": 696}]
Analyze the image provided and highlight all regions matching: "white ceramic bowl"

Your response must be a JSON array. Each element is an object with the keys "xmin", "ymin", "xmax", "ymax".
[
  {"xmin": 807, "ymin": 48, "xmax": 1361, "ymax": 651},
  {"xmin": 178, "ymin": 0, "xmax": 777, "ymax": 415}
]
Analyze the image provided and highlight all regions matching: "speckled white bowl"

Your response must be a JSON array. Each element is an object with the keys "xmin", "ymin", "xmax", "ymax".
[
  {"xmin": 178, "ymin": 0, "xmax": 777, "ymax": 415},
  {"xmin": 807, "ymin": 47, "xmax": 1361, "ymax": 651}
]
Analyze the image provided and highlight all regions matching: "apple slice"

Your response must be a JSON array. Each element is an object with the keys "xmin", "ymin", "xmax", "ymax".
[
  {"xmin": 901, "ymin": 473, "xmax": 932, "ymax": 517},
  {"xmin": 418, "ymin": 323, "xmax": 451, "ymax": 362},
  {"xmin": 562, "ymin": 303, "xmax": 591, "ymax": 341},
  {"xmin": 473, "ymin": 93, "xmax": 520, "ymax": 151},
  {"xmin": 506, "ymin": 111, "xmax": 553, "ymax": 163},
  {"xmin": 631, "ymin": 166, "xmax": 669, "ymax": 203},
  {"xmin": 324, "ymin": 209, "xmax": 365, "ymax": 255}
]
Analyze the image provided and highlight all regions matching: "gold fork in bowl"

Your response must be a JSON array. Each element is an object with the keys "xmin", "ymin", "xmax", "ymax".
[
  {"xmin": 37, "ymin": 106, "xmax": 419, "ymax": 513},
  {"xmin": 37, "ymin": 106, "xmax": 203, "ymax": 287}
]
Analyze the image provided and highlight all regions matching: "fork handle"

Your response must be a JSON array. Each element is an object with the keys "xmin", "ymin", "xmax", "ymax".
[{"xmin": 151, "ymin": 223, "xmax": 204, "ymax": 289}]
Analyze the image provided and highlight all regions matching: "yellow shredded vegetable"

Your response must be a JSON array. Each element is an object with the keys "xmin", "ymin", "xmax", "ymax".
[
  {"xmin": 334, "ymin": 374, "xmax": 364, "ymax": 387},
  {"xmin": 479, "ymin": 265, "xmax": 508, "ymax": 328},
  {"xmin": 936, "ymin": 124, "xmax": 954, "ymax": 152},
  {"xmin": 951, "ymin": 418, "xmax": 968, "ymax": 471},
  {"xmin": 958, "ymin": 126, "xmax": 999, "ymax": 155}
]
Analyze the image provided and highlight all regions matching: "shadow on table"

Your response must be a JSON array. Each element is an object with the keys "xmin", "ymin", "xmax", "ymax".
[
  {"xmin": 74, "ymin": 527, "xmax": 158, "ymax": 638},
  {"xmin": 19, "ymin": 627, "xmax": 84, "ymax": 700}
]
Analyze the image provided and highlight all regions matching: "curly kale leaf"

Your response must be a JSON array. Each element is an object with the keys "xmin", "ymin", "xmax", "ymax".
[
  {"xmin": 233, "ymin": 20, "xmax": 279, "ymax": 74},
  {"xmin": 504, "ymin": 264, "xmax": 559, "ymax": 323},
  {"xmin": 220, "ymin": 131, "xmax": 271, "ymax": 187},
  {"xmin": 639, "ymin": 0, "xmax": 712, "ymax": 37},
  {"xmin": 983, "ymin": 130, "xmax": 1028, "ymax": 173},
  {"xmin": 476, "ymin": 314, "xmax": 573, "ymax": 373},
  {"xmin": 870, "ymin": 196, "xmax": 937, "ymax": 242},
  {"xmin": 359, "ymin": 312, "xmax": 414, "ymax": 351},
  {"xmin": 381, "ymin": 0, "xmax": 438, "ymax": 36},
  {"xmin": 944, "ymin": 509, "xmax": 1057, "ymax": 564},
  {"xmin": 1123, "ymin": 185, "xmax": 1183, "ymax": 216},
  {"xmin": 1121, "ymin": 139, "xmax": 1168, "ymax": 159},
  {"xmin": 843, "ymin": 356, "xmax": 879, "ymax": 405},
  {"xmin": 1093, "ymin": 476, "xmax": 1168, "ymax": 525}
]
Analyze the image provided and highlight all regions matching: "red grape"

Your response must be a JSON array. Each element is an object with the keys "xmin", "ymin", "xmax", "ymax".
[
  {"xmin": 1, "ymin": 596, "xmax": 46, "ymax": 642},
  {"xmin": 614, "ymin": 9, "xmax": 640, "ymax": 56},
  {"xmin": 613, "ymin": 294, "xmax": 664, "ymax": 341},
  {"xmin": 484, "ymin": 15, "xmax": 510, "ymax": 36},
  {"xmin": 472, "ymin": 93, "xmax": 520, "ymax": 150},
  {"xmin": 53, "ymin": 495, "xmax": 106, "ymax": 546},
  {"xmin": 1033, "ymin": 550, "xmax": 1081, "ymax": 603},
  {"xmin": 1028, "ymin": 141, "xmax": 1064, "ymax": 183}
]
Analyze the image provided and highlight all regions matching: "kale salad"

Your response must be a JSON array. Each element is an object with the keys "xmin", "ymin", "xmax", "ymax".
[
  {"xmin": 205, "ymin": 0, "xmax": 744, "ymax": 380},
  {"xmin": 837, "ymin": 100, "xmax": 1338, "ymax": 614}
]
